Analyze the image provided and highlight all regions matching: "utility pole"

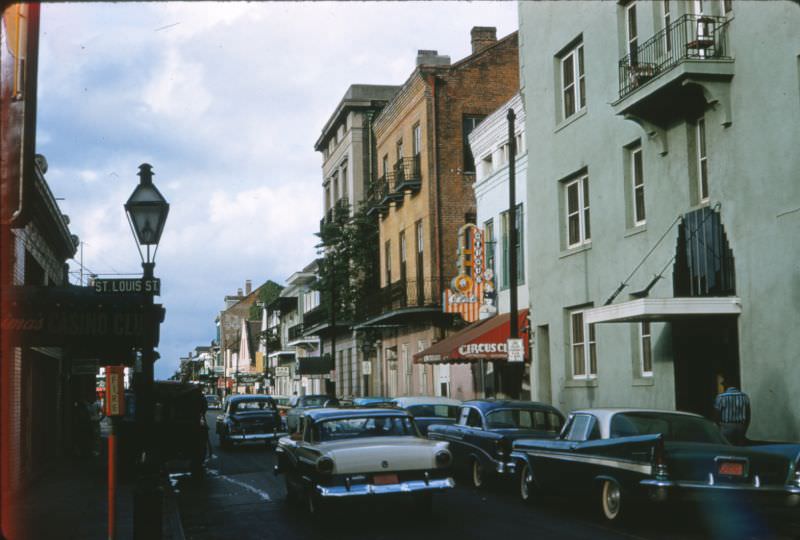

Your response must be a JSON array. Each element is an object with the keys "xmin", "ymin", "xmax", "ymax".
[{"xmin": 506, "ymin": 108, "xmax": 521, "ymax": 399}]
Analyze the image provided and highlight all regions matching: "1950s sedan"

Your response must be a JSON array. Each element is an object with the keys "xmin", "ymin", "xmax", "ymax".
[
  {"xmin": 274, "ymin": 408, "xmax": 455, "ymax": 514},
  {"xmin": 512, "ymin": 408, "xmax": 800, "ymax": 522},
  {"xmin": 427, "ymin": 400, "xmax": 564, "ymax": 488},
  {"xmin": 215, "ymin": 394, "xmax": 283, "ymax": 449},
  {"xmin": 390, "ymin": 396, "xmax": 462, "ymax": 435}
]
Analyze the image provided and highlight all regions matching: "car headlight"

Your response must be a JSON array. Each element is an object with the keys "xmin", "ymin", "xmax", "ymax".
[
  {"xmin": 435, "ymin": 450, "xmax": 452, "ymax": 468},
  {"xmin": 316, "ymin": 456, "xmax": 334, "ymax": 475}
]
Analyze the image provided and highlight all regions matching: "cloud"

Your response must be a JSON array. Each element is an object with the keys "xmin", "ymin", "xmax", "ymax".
[{"xmin": 35, "ymin": 1, "xmax": 519, "ymax": 379}]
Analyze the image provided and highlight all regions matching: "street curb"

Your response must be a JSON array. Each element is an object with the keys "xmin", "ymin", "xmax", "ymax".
[{"xmin": 163, "ymin": 480, "xmax": 187, "ymax": 540}]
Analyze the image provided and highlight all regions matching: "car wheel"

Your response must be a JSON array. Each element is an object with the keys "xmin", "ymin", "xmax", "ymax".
[
  {"xmin": 600, "ymin": 479, "xmax": 623, "ymax": 522},
  {"xmin": 519, "ymin": 462, "xmax": 533, "ymax": 502},
  {"xmin": 471, "ymin": 458, "xmax": 485, "ymax": 489}
]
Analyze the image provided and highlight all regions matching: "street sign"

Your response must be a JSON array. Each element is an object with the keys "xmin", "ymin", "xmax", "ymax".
[
  {"xmin": 236, "ymin": 373, "xmax": 262, "ymax": 384},
  {"xmin": 105, "ymin": 365, "xmax": 126, "ymax": 416},
  {"xmin": 94, "ymin": 278, "xmax": 161, "ymax": 296},
  {"xmin": 362, "ymin": 361, "xmax": 372, "ymax": 375},
  {"xmin": 507, "ymin": 338, "xmax": 524, "ymax": 363}
]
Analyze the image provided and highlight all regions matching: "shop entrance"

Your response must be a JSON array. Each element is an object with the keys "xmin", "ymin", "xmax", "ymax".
[{"xmin": 672, "ymin": 317, "xmax": 740, "ymax": 419}]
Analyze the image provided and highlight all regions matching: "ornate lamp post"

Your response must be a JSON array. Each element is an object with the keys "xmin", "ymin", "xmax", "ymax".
[{"xmin": 125, "ymin": 163, "xmax": 169, "ymax": 539}]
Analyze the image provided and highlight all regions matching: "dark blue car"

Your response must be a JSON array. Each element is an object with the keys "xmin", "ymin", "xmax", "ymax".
[{"xmin": 428, "ymin": 399, "xmax": 564, "ymax": 488}]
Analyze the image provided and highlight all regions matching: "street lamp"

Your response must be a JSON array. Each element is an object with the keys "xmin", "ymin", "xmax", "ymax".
[{"xmin": 125, "ymin": 163, "xmax": 168, "ymax": 540}]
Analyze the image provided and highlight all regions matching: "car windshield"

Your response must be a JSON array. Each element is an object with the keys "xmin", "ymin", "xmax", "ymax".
[
  {"xmin": 406, "ymin": 404, "xmax": 460, "ymax": 419},
  {"xmin": 486, "ymin": 408, "xmax": 563, "ymax": 432},
  {"xmin": 315, "ymin": 416, "xmax": 418, "ymax": 441},
  {"xmin": 231, "ymin": 399, "xmax": 275, "ymax": 412},
  {"xmin": 205, "ymin": 396, "xmax": 218, "ymax": 403},
  {"xmin": 610, "ymin": 412, "xmax": 728, "ymax": 444}
]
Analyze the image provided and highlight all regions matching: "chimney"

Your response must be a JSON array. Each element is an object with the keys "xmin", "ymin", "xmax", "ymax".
[
  {"xmin": 470, "ymin": 26, "xmax": 497, "ymax": 54},
  {"xmin": 237, "ymin": 288, "xmax": 243, "ymax": 297},
  {"xmin": 416, "ymin": 50, "xmax": 451, "ymax": 67},
  {"xmin": 245, "ymin": 279, "xmax": 252, "ymax": 295}
]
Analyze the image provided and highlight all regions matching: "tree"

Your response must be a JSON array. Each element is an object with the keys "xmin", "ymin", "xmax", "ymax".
[
  {"xmin": 248, "ymin": 280, "xmax": 283, "ymax": 320},
  {"xmin": 314, "ymin": 199, "xmax": 379, "ymax": 323}
]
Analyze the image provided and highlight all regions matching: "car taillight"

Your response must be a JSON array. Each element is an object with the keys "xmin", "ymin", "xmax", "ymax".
[
  {"xmin": 652, "ymin": 436, "xmax": 669, "ymax": 480},
  {"xmin": 316, "ymin": 456, "xmax": 334, "ymax": 475},
  {"xmin": 435, "ymin": 450, "xmax": 452, "ymax": 468}
]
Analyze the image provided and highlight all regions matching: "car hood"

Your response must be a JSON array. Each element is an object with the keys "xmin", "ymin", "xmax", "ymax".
[
  {"xmin": 318, "ymin": 437, "xmax": 450, "ymax": 475},
  {"xmin": 665, "ymin": 441, "xmax": 796, "ymax": 484}
]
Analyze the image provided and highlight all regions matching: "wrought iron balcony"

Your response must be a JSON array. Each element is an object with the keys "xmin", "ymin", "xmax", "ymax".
[
  {"xmin": 394, "ymin": 155, "xmax": 422, "ymax": 194},
  {"xmin": 366, "ymin": 175, "xmax": 390, "ymax": 217},
  {"xmin": 287, "ymin": 323, "xmax": 305, "ymax": 341},
  {"xmin": 363, "ymin": 277, "xmax": 441, "ymax": 318},
  {"xmin": 618, "ymin": 14, "xmax": 731, "ymax": 99}
]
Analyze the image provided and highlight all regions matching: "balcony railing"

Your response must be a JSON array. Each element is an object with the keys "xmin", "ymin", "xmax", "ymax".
[
  {"xmin": 618, "ymin": 14, "xmax": 731, "ymax": 99},
  {"xmin": 364, "ymin": 277, "xmax": 441, "ymax": 318},
  {"xmin": 302, "ymin": 304, "xmax": 329, "ymax": 329},
  {"xmin": 394, "ymin": 155, "xmax": 422, "ymax": 193},
  {"xmin": 366, "ymin": 175, "xmax": 390, "ymax": 217},
  {"xmin": 287, "ymin": 323, "xmax": 305, "ymax": 341}
]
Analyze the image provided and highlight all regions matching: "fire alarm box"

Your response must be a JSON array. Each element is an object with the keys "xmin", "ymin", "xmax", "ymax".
[{"xmin": 105, "ymin": 365, "xmax": 126, "ymax": 417}]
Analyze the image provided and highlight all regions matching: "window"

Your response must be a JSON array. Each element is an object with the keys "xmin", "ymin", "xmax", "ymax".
[
  {"xmin": 640, "ymin": 322, "xmax": 653, "ymax": 376},
  {"xmin": 412, "ymin": 124, "xmax": 421, "ymax": 156},
  {"xmin": 697, "ymin": 117, "xmax": 709, "ymax": 202},
  {"xmin": 415, "ymin": 220, "xmax": 424, "ymax": 256},
  {"xmin": 384, "ymin": 240, "xmax": 392, "ymax": 285},
  {"xmin": 484, "ymin": 219, "xmax": 495, "ymax": 282},
  {"xmin": 462, "ymin": 116, "xmax": 484, "ymax": 173},
  {"xmin": 564, "ymin": 414, "xmax": 597, "ymax": 441},
  {"xmin": 382, "ymin": 154, "xmax": 389, "ymax": 176},
  {"xmin": 560, "ymin": 42, "xmax": 585, "ymax": 120},
  {"xmin": 399, "ymin": 231, "xmax": 407, "ymax": 280},
  {"xmin": 466, "ymin": 408, "xmax": 483, "ymax": 429},
  {"xmin": 626, "ymin": 2, "xmax": 638, "ymax": 61},
  {"xmin": 396, "ymin": 138, "xmax": 404, "ymax": 164},
  {"xmin": 340, "ymin": 163, "xmax": 348, "ymax": 201},
  {"xmin": 663, "ymin": 1, "xmax": 672, "ymax": 52},
  {"xmin": 722, "ymin": 0, "xmax": 733, "ymax": 13},
  {"xmin": 565, "ymin": 174, "xmax": 591, "ymax": 248},
  {"xmin": 12, "ymin": 5, "xmax": 28, "ymax": 97},
  {"xmin": 500, "ymin": 204, "xmax": 524, "ymax": 289},
  {"xmin": 632, "ymin": 145, "xmax": 645, "ymax": 225},
  {"xmin": 570, "ymin": 310, "xmax": 597, "ymax": 379}
]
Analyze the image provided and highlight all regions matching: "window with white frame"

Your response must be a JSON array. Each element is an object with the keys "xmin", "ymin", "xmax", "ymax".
[
  {"xmin": 560, "ymin": 41, "xmax": 585, "ymax": 120},
  {"xmin": 640, "ymin": 322, "xmax": 653, "ymax": 376},
  {"xmin": 303, "ymin": 290, "xmax": 320, "ymax": 314},
  {"xmin": 663, "ymin": 1, "xmax": 672, "ymax": 52},
  {"xmin": 697, "ymin": 117, "xmax": 709, "ymax": 202},
  {"xmin": 412, "ymin": 124, "xmax": 421, "ymax": 157},
  {"xmin": 626, "ymin": 2, "xmax": 638, "ymax": 62},
  {"xmin": 570, "ymin": 310, "xmax": 597, "ymax": 379},
  {"xmin": 632, "ymin": 145, "xmax": 646, "ymax": 225},
  {"xmin": 565, "ymin": 174, "xmax": 591, "ymax": 248}
]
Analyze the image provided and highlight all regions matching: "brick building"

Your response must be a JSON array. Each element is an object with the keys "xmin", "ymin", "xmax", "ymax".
[{"xmin": 358, "ymin": 27, "xmax": 520, "ymax": 399}]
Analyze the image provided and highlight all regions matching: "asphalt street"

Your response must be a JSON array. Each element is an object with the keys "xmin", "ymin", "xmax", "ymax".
[{"xmin": 170, "ymin": 412, "xmax": 800, "ymax": 540}]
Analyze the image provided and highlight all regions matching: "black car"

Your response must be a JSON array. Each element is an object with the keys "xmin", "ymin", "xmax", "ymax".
[
  {"xmin": 427, "ymin": 399, "xmax": 564, "ymax": 488},
  {"xmin": 286, "ymin": 394, "xmax": 340, "ymax": 433},
  {"xmin": 215, "ymin": 394, "xmax": 283, "ymax": 449}
]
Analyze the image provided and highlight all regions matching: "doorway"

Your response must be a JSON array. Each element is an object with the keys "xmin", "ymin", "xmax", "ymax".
[{"xmin": 673, "ymin": 317, "xmax": 740, "ymax": 419}]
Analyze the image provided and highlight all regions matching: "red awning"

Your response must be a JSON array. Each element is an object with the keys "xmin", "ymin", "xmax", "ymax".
[{"xmin": 413, "ymin": 309, "xmax": 529, "ymax": 364}]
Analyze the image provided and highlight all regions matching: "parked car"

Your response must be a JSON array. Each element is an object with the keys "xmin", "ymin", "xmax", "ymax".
[
  {"xmin": 390, "ymin": 396, "xmax": 462, "ymax": 435},
  {"xmin": 512, "ymin": 408, "xmax": 800, "ymax": 522},
  {"xmin": 286, "ymin": 394, "xmax": 340, "ymax": 433},
  {"xmin": 205, "ymin": 394, "xmax": 221, "ymax": 410},
  {"xmin": 428, "ymin": 399, "xmax": 564, "ymax": 489},
  {"xmin": 215, "ymin": 394, "xmax": 283, "ymax": 449},
  {"xmin": 274, "ymin": 407, "xmax": 455, "ymax": 514}
]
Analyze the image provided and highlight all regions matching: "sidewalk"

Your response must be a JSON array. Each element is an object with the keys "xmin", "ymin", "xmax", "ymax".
[{"xmin": 9, "ymin": 424, "xmax": 184, "ymax": 540}]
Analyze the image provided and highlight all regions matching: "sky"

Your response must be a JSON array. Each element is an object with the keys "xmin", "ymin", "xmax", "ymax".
[{"xmin": 35, "ymin": 2, "xmax": 519, "ymax": 379}]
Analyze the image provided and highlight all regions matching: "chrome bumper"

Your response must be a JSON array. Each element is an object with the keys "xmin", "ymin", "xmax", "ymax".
[
  {"xmin": 496, "ymin": 460, "xmax": 517, "ymax": 476},
  {"xmin": 641, "ymin": 479, "xmax": 800, "ymax": 505},
  {"xmin": 228, "ymin": 431, "xmax": 286, "ymax": 442},
  {"xmin": 317, "ymin": 477, "xmax": 455, "ymax": 498}
]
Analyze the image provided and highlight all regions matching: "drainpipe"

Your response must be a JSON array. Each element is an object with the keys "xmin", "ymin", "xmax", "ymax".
[{"xmin": 428, "ymin": 73, "xmax": 444, "ymax": 303}]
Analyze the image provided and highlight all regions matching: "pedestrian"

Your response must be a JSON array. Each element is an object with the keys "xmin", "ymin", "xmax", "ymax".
[{"xmin": 713, "ymin": 376, "xmax": 751, "ymax": 445}]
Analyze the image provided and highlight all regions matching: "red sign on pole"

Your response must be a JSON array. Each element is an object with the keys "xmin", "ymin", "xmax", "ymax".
[{"xmin": 104, "ymin": 365, "xmax": 125, "ymax": 417}]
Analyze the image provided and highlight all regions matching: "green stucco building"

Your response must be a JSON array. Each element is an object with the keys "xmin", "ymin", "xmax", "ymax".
[{"xmin": 518, "ymin": 0, "xmax": 800, "ymax": 440}]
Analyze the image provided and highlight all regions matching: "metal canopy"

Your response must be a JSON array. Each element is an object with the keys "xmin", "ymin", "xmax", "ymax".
[{"xmin": 583, "ymin": 297, "xmax": 742, "ymax": 325}]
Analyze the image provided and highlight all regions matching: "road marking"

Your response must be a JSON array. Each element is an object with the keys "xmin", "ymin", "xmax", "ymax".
[{"xmin": 207, "ymin": 470, "xmax": 272, "ymax": 501}]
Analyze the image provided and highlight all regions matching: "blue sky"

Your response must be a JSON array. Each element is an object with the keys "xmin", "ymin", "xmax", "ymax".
[{"xmin": 36, "ymin": 2, "xmax": 519, "ymax": 379}]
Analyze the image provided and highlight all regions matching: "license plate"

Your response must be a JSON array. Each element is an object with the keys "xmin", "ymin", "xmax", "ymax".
[
  {"xmin": 373, "ymin": 473, "xmax": 399, "ymax": 485},
  {"xmin": 718, "ymin": 461, "xmax": 744, "ymax": 476}
]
